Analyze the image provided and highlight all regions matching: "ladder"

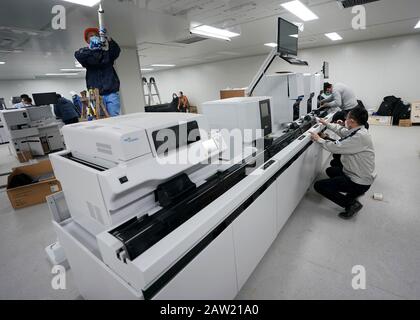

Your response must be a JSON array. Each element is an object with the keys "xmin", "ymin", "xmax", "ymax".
[
  {"xmin": 143, "ymin": 77, "xmax": 162, "ymax": 106},
  {"xmin": 87, "ymin": 88, "xmax": 109, "ymax": 120}
]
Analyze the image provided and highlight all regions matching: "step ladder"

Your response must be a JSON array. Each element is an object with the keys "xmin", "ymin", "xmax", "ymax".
[{"xmin": 143, "ymin": 77, "xmax": 162, "ymax": 106}]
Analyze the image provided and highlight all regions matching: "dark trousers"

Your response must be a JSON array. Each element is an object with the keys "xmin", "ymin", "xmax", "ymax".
[
  {"xmin": 314, "ymin": 167, "xmax": 371, "ymax": 209},
  {"xmin": 64, "ymin": 117, "xmax": 79, "ymax": 125},
  {"xmin": 330, "ymin": 154, "xmax": 343, "ymax": 168}
]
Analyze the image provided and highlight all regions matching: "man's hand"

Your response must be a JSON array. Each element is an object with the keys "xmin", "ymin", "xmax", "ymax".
[
  {"xmin": 89, "ymin": 36, "xmax": 102, "ymax": 50},
  {"xmin": 317, "ymin": 117, "xmax": 328, "ymax": 126},
  {"xmin": 310, "ymin": 131, "xmax": 321, "ymax": 142},
  {"xmin": 319, "ymin": 132, "xmax": 329, "ymax": 139}
]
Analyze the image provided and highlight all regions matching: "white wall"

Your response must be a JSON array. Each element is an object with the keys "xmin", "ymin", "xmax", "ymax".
[
  {"xmin": 0, "ymin": 78, "xmax": 86, "ymax": 108},
  {"xmin": 148, "ymin": 55, "xmax": 266, "ymax": 106},
  {"xmin": 149, "ymin": 34, "xmax": 420, "ymax": 109}
]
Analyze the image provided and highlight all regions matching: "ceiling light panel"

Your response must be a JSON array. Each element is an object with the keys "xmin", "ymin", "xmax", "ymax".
[
  {"xmin": 191, "ymin": 25, "xmax": 240, "ymax": 39},
  {"xmin": 264, "ymin": 43, "xmax": 277, "ymax": 47},
  {"xmin": 325, "ymin": 32, "xmax": 343, "ymax": 41},
  {"xmin": 61, "ymin": 0, "xmax": 101, "ymax": 7},
  {"xmin": 281, "ymin": 1, "xmax": 319, "ymax": 22}
]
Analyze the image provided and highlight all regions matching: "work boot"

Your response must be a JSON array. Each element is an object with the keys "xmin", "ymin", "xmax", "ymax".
[{"xmin": 339, "ymin": 201, "xmax": 363, "ymax": 220}]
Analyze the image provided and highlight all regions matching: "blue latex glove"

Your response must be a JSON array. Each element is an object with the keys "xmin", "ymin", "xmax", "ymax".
[
  {"xmin": 99, "ymin": 28, "xmax": 107, "ymax": 37},
  {"xmin": 89, "ymin": 36, "xmax": 102, "ymax": 50}
]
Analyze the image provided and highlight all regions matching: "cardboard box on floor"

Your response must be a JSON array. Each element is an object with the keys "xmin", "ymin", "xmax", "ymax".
[
  {"xmin": 411, "ymin": 101, "xmax": 420, "ymax": 124},
  {"xmin": 399, "ymin": 119, "xmax": 412, "ymax": 127},
  {"xmin": 6, "ymin": 160, "xmax": 62, "ymax": 209},
  {"xmin": 189, "ymin": 105, "xmax": 198, "ymax": 113},
  {"xmin": 368, "ymin": 115, "xmax": 393, "ymax": 126},
  {"xmin": 16, "ymin": 150, "xmax": 33, "ymax": 163}
]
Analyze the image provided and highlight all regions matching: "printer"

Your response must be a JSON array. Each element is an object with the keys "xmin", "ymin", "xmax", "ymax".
[
  {"xmin": 48, "ymin": 102, "xmax": 337, "ymax": 300},
  {"xmin": 50, "ymin": 113, "xmax": 226, "ymax": 235},
  {"xmin": 0, "ymin": 106, "xmax": 64, "ymax": 157}
]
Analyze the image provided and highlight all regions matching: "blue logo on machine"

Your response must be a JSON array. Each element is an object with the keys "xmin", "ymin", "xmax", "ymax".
[{"xmin": 123, "ymin": 137, "xmax": 139, "ymax": 143}]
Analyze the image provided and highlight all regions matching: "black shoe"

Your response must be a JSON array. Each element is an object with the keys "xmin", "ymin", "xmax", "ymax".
[{"xmin": 339, "ymin": 201, "xmax": 363, "ymax": 220}]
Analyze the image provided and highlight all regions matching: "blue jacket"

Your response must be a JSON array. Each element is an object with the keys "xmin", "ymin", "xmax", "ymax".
[
  {"xmin": 74, "ymin": 39, "xmax": 121, "ymax": 95},
  {"xmin": 72, "ymin": 95, "xmax": 83, "ymax": 114},
  {"xmin": 54, "ymin": 98, "xmax": 80, "ymax": 122}
]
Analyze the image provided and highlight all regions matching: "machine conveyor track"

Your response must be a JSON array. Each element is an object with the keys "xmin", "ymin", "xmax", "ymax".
[{"xmin": 110, "ymin": 114, "xmax": 319, "ymax": 261}]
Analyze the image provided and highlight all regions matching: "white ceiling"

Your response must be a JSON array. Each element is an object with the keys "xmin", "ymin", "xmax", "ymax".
[{"xmin": 0, "ymin": 0, "xmax": 419, "ymax": 79}]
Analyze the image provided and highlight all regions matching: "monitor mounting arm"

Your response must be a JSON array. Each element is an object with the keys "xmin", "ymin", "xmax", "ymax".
[
  {"xmin": 246, "ymin": 47, "xmax": 279, "ymax": 97},
  {"xmin": 246, "ymin": 48, "xmax": 309, "ymax": 97}
]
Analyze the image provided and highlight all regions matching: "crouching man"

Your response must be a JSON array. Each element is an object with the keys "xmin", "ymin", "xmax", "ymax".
[{"xmin": 310, "ymin": 107, "xmax": 375, "ymax": 219}]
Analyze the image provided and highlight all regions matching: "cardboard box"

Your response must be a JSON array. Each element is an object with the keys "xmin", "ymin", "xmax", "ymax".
[
  {"xmin": 189, "ymin": 106, "xmax": 198, "ymax": 114},
  {"xmin": 7, "ymin": 160, "xmax": 62, "ymax": 209},
  {"xmin": 16, "ymin": 150, "xmax": 33, "ymax": 163},
  {"xmin": 368, "ymin": 115, "xmax": 393, "ymax": 126},
  {"xmin": 411, "ymin": 101, "xmax": 420, "ymax": 124},
  {"xmin": 399, "ymin": 119, "xmax": 412, "ymax": 127},
  {"xmin": 220, "ymin": 89, "xmax": 246, "ymax": 99}
]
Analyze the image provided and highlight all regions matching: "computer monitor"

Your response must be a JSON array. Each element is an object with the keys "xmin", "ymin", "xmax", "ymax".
[
  {"xmin": 12, "ymin": 96, "xmax": 21, "ymax": 104},
  {"xmin": 323, "ymin": 61, "xmax": 329, "ymax": 79},
  {"xmin": 0, "ymin": 98, "xmax": 6, "ymax": 110},
  {"xmin": 32, "ymin": 92, "xmax": 58, "ymax": 106},
  {"xmin": 277, "ymin": 18, "xmax": 298, "ymax": 56},
  {"xmin": 259, "ymin": 99, "xmax": 272, "ymax": 136}
]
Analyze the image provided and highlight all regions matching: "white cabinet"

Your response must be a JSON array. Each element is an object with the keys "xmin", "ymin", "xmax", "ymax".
[
  {"xmin": 232, "ymin": 183, "xmax": 277, "ymax": 290},
  {"xmin": 154, "ymin": 225, "xmax": 238, "ymax": 300},
  {"xmin": 276, "ymin": 143, "xmax": 320, "ymax": 233}
]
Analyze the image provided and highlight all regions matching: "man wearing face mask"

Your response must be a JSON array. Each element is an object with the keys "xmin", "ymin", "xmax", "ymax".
[
  {"xmin": 320, "ymin": 82, "xmax": 363, "ymax": 124},
  {"xmin": 310, "ymin": 107, "xmax": 375, "ymax": 219},
  {"xmin": 74, "ymin": 28, "xmax": 121, "ymax": 117}
]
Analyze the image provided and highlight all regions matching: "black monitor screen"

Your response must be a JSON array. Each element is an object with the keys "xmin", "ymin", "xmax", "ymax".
[
  {"xmin": 12, "ymin": 96, "xmax": 21, "ymax": 104},
  {"xmin": 259, "ymin": 99, "xmax": 272, "ymax": 136},
  {"xmin": 32, "ymin": 92, "xmax": 58, "ymax": 106},
  {"xmin": 0, "ymin": 98, "xmax": 6, "ymax": 110},
  {"xmin": 277, "ymin": 18, "xmax": 298, "ymax": 56},
  {"xmin": 152, "ymin": 121, "xmax": 201, "ymax": 155}
]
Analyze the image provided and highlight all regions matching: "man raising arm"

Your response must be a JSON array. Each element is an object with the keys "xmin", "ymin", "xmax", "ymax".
[{"xmin": 75, "ymin": 28, "xmax": 121, "ymax": 117}]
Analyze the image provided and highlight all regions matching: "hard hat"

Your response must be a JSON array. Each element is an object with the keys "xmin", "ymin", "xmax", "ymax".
[{"xmin": 84, "ymin": 27, "xmax": 99, "ymax": 43}]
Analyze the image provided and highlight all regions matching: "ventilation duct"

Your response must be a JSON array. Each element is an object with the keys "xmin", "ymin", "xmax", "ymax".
[
  {"xmin": 337, "ymin": 0, "xmax": 380, "ymax": 8},
  {"xmin": 173, "ymin": 35, "xmax": 208, "ymax": 44}
]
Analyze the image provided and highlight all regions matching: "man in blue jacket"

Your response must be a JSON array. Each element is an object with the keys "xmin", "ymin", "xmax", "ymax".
[
  {"xmin": 75, "ymin": 28, "xmax": 121, "ymax": 117},
  {"xmin": 54, "ymin": 94, "xmax": 80, "ymax": 125}
]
